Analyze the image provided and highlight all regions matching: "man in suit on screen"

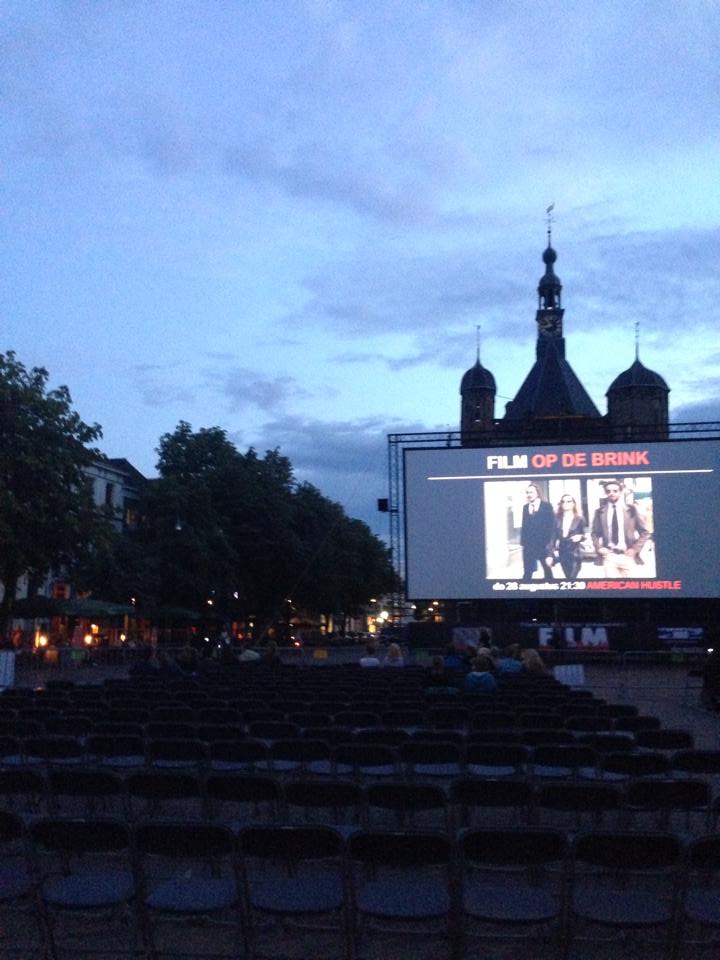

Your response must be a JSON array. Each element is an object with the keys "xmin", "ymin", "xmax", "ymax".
[
  {"xmin": 591, "ymin": 479, "xmax": 650, "ymax": 577},
  {"xmin": 520, "ymin": 483, "xmax": 555, "ymax": 580}
]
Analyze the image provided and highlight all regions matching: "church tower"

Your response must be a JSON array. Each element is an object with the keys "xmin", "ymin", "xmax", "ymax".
[
  {"xmin": 503, "ymin": 234, "xmax": 601, "ymax": 436},
  {"xmin": 607, "ymin": 337, "xmax": 670, "ymax": 440},
  {"xmin": 460, "ymin": 336, "xmax": 496, "ymax": 445}
]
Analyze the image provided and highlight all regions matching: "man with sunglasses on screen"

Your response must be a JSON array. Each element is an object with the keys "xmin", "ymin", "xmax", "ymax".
[{"xmin": 591, "ymin": 479, "xmax": 650, "ymax": 578}]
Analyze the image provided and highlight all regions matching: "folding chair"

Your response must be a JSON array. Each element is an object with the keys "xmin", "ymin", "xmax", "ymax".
[
  {"xmin": 535, "ymin": 780, "xmax": 622, "ymax": 831},
  {"xmin": 459, "ymin": 827, "xmax": 567, "ymax": 954},
  {"xmin": 333, "ymin": 743, "xmax": 399, "ymax": 780},
  {"xmin": 238, "ymin": 824, "xmax": 347, "ymax": 960},
  {"xmin": 450, "ymin": 776, "xmax": 534, "ymax": 829},
  {"xmin": 678, "ymin": 834, "xmax": 720, "ymax": 957},
  {"xmin": 623, "ymin": 777, "xmax": 712, "ymax": 832},
  {"xmin": 0, "ymin": 810, "xmax": 43, "ymax": 957},
  {"xmin": 364, "ymin": 781, "xmax": 449, "ymax": 831},
  {"xmin": 399, "ymin": 740, "xmax": 463, "ymax": 779},
  {"xmin": 135, "ymin": 821, "xmax": 241, "ymax": 960},
  {"xmin": 205, "ymin": 773, "xmax": 282, "ymax": 830},
  {"xmin": 465, "ymin": 742, "xmax": 528, "ymax": 777},
  {"xmin": 568, "ymin": 830, "xmax": 682, "ymax": 956},
  {"xmin": 125, "ymin": 770, "xmax": 206, "ymax": 821},
  {"xmin": 528, "ymin": 744, "xmax": 598, "ymax": 780},
  {"xmin": 48, "ymin": 768, "xmax": 127, "ymax": 819},
  {"xmin": 283, "ymin": 779, "xmax": 365, "ymax": 837},
  {"xmin": 347, "ymin": 830, "xmax": 454, "ymax": 958},
  {"xmin": 31, "ymin": 817, "xmax": 137, "ymax": 959}
]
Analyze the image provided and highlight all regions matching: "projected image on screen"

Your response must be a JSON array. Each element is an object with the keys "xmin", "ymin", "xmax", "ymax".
[
  {"xmin": 483, "ymin": 476, "xmax": 656, "ymax": 581},
  {"xmin": 403, "ymin": 439, "xmax": 717, "ymax": 600}
]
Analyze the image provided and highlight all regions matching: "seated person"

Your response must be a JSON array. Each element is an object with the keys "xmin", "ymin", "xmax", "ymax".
[
  {"xmin": 496, "ymin": 643, "xmax": 524, "ymax": 674},
  {"xmin": 383, "ymin": 642, "xmax": 404, "ymax": 667},
  {"xmin": 520, "ymin": 648, "xmax": 547, "ymax": 675},
  {"xmin": 422, "ymin": 655, "xmax": 460, "ymax": 694},
  {"xmin": 359, "ymin": 643, "xmax": 381, "ymax": 667},
  {"xmin": 463, "ymin": 655, "xmax": 498, "ymax": 693}
]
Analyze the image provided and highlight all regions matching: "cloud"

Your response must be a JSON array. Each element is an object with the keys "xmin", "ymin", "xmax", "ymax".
[{"xmin": 203, "ymin": 364, "xmax": 310, "ymax": 413}]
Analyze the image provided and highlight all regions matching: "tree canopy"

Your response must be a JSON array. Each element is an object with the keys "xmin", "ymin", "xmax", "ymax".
[
  {"xmin": 83, "ymin": 421, "xmax": 398, "ymax": 628},
  {"xmin": 0, "ymin": 351, "xmax": 107, "ymax": 632}
]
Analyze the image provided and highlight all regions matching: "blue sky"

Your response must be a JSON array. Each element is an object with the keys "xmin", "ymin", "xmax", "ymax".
[{"xmin": 2, "ymin": 0, "xmax": 719, "ymax": 536}]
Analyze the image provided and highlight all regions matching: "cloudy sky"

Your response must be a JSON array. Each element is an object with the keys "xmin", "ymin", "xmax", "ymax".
[{"xmin": 2, "ymin": 0, "xmax": 719, "ymax": 536}]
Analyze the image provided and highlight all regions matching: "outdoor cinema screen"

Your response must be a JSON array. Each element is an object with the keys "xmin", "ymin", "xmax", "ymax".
[{"xmin": 403, "ymin": 438, "xmax": 720, "ymax": 600}]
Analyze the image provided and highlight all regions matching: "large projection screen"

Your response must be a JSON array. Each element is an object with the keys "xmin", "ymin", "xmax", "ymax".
[{"xmin": 404, "ymin": 438, "xmax": 719, "ymax": 600}]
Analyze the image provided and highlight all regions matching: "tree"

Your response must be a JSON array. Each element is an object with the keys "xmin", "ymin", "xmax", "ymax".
[{"xmin": 0, "ymin": 352, "xmax": 106, "ymax": 635}]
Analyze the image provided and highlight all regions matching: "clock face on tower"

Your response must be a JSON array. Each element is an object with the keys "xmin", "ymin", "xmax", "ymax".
[{"xmin": 538, "ymin": 311, "xmax": 561, "ymax": 336}]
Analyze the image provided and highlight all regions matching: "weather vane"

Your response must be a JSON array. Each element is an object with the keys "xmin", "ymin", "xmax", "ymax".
[{"xmin": 545, "ymin": 203, "xmax": 555, "ymax": 245}]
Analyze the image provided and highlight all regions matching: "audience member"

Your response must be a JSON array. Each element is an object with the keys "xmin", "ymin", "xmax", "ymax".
[
  {"xmin": 359, "ymin": 643, "xmax": 381, "ymax": 667},
  {"xmin": 238, "ymin": 641, "xmax": 261, "ymax": 662},
  {"xmin": 521, "ymin": 647, "xmax": 547, "ymax": 675},
  {"xmin": 463, "ymin": 654, "xmax": 498, "ymax": 693},
  {"xmin": 422, "ymin": 655, "xmax": 460, "ymax": 695},
  {"xmin": 496, "ymin": 644, "xmax": 524, "ymax": 674},
  {"xmin": 383, "ymin": 642, "xmax": 404, "ymax": 667}
]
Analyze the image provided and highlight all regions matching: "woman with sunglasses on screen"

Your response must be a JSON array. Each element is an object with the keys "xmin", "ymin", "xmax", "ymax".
[{"xmin": 546, "ymin": 495, "xmax": 587, "ymax": 580}]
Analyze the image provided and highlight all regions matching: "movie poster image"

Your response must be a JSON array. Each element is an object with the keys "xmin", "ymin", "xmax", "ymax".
[{"xmin": 484, "ymin": 476, "xmax": 656, "ymax": 580}]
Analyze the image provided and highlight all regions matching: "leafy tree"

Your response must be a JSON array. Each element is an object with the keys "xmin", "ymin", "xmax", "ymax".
[{"xmin": 0, "ymin": 352, "xmax": 106, "ymax": 635}]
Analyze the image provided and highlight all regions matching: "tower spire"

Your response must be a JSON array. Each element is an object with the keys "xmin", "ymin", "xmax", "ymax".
[
  {"xmin": 476, "ymin": 324, "xmax": 481, "ymax": 363},
  {"xmin": 635, "ymin": 321, "xmax": 640, "ymax": 360},
  {"xmin": 545, "ymin": 202, "xmax": 555, "ymax": 248}
]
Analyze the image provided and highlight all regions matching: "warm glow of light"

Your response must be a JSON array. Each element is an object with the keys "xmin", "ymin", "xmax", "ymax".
[
  {"xmin": 36, "ymin": 634, "xmax": 48, "ymax": 648},
  {"xmin": 207, "ymin": 599, "xmax": 213, "ymax": 606},
  {"xmin": 293, "ymin": 640, "xmax": 301, "ymax": 648},
  {"xmin": 83, "ymin": 634, "xmax": 93, "ymax": 646},
  {"xmin": 379, "ymin": 610, "xmax": 389, "ymax": 621},
  {"xmin": 90, "ymin": 623, "xmax": 99, "ymax": 634},
  {"xmin": 120, "ymin": 633, "xmax": 126, "ymax": 642}
]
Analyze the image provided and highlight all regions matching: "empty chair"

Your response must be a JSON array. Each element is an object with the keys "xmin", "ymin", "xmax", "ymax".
[
  {"xmin": 399, "ymin": 740, "xmax": 463, "ymax": 779},
  {"xmin": 48, "ymin": 768, "xmax": 127, "ymax": 819},
  {"xmin": 145, "ymin": 721, "xmax": 196, "ymax": 740},
  {"xmin": 365, "ymin": 781, "xmax": 449, "ymax": 831},
  {"xmin": 0, "ymin": 811, "xmax": 43, "ymax": 956},
  {"xmin": 0, "ymin": 768, "xmax": 48, "ymax": 818},
  {"xmin": 247, "ymin": 721, "xmax": 300, "ymax": 743},
  {"xmin": 465, "ymin": 743, "xmax": 528, "ymax": 778},
  {"xmin": 614, "ymin": 714, "xmax": 661, "ymax": 733},
  {"xmin": 347, "ymin": 830, "xmax": 454, "ymax": 959},
  {"xmin": 381, "ymin": 709, "xmax": 426, "ymax": 731},
  {"xmin": 529, "ymin": 744, "xmax": 598, "ymax": 780},
  {"xmin": 333, "ymin": 711, "xmax": 381, "ymax": 730},
  {"xmin": 238, "ymin": 824, "xmax": 346, "ymax": 960},
  {"xmin": 567, "ymin": 830, "xmax": 682, "ymax": 956},
  {"xmin": 147, "ymin": 738, "xmax": 208, "ymax": 770},
  {"xmin": 135, "ymin": 821, "xmax": 241, "ymax": 960},
  {"xmin": 24, "ymin": 735, "xmax": 85, "ymax": 767},
  {"xmin": 521, "ymin": 729, "xmax": 575, "ymax": 747},
  {"xmin": 459, "ymin": 828, "xmax": 567, "ymax": 954},
  {"xmin": 209, "ymin": 740, "xmax": 269, "ymax": 773},
  {"xmin": 86, "ymin": 733, "xmax": 146, "ymax": 769},
  {"xmin": 427, "ymin": 706, "xmax": 469, "ymax": 730},
  {"xmin": 125, "ymin": 770, "xmax": 206, "ymax": 821},
  {"xmin": 196, "ymin": 706, "xmax": 243, "ymax": 725},
  {"xmin": 205, "ymin": 774, "xmax": 282, "ymax": 830},
  {"xmin": 333, "ymin": 743, "xmax": 398, "ymax": 780},
  {"xmin": 535, "ymin": 781, "xmax": 622, "ymax": 831},
  {"xmin": 564, "ymin": 715, "xmax": 614, "ymax": 733},
  {"xmin": 353, "ymin": 728, "xmax": 410, "ymax": 747},
  {"xmin": 31, "ymin": 817, "xmax": 137, "ymax": 959},
  {"xmin": 450, "ymin": 777, "xmax": 534, "ymax": 829},
  {"xmin": 0, "ymin": 735, "xmax": 24, "ymax": 766},
  {"xmin": 283, "ymin": 779, "xmax": 365, "ymax": 837},
  {"xmin": 678, "ymin": 834, "xmax": 720, "ymax": 955},
  {"xmin": 578, "ymin": 733, "xmax": 635, "ymax": 754},
  {"xmin": 150, "ymin": 706, "xmax": 195, "ymax": 723},
  {"xmin": 598, "ymin": 750, "xmax": 671, "ymax": 782},
  {"xmin": 265, "ymin": 738, "xmax": 331, "ymax": 777},
  {"xmin": 623, "ymin": 777, "xmax": 712, "ymax": 832},
  {"xmin": 636, "ymin": 728, "xmax": 694, "ymax": 752}
]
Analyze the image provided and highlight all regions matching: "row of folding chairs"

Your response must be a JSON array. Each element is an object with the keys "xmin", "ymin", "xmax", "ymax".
[
  {"xmin": 3, "ymin": 811, "xmax": 720, "ymax": 959},
  {"xmin": 3, "ymin": 766, "xmax": 719, "ymax": 838}
]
